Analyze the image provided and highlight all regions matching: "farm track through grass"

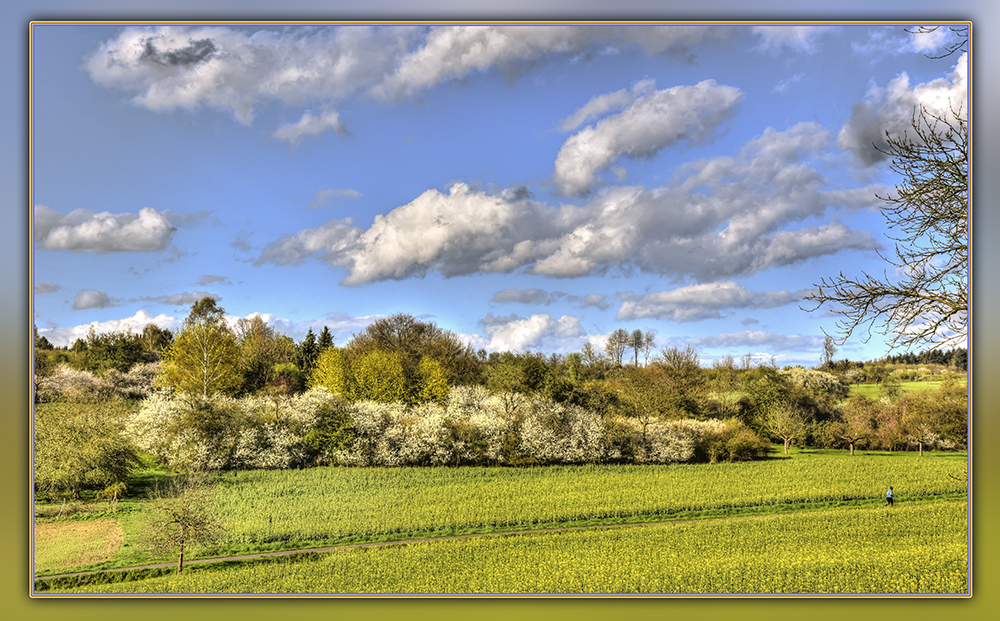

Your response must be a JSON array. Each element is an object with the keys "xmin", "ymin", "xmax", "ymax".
[
  {"xmin": 50, "ymin": 500, "xmax": 968, "ymax": 595},
  {"xmin": 34, "ymin": 452, "xmax": 967, "ymax": 581}
]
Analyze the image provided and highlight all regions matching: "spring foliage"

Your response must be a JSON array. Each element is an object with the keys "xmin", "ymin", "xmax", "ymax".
[{"xmin": 127, "ymin": 385, "xmax": 763, "ymax": 470}]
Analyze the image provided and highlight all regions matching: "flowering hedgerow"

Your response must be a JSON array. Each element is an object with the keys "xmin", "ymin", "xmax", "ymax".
[{"xmin": 127, "ymin": 385, "xmax": 761, "ymax": 470}]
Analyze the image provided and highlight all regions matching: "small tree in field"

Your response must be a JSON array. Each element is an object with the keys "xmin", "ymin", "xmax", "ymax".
[
  {"xmin": 765, "ymin": 403, "xmax": 809, "ymax": 454},
  {"xmin": 141, "ymin": 472, "xmax": 222, "ymax": 574}
]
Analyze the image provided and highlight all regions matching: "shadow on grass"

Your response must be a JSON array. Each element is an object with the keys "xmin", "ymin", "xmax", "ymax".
[{"xmin": 124, "ymin": 454, "xmax": 177, "ymax": 499}]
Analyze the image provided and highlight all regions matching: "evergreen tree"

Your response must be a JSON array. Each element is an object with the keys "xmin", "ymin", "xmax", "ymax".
[
  {"xmin": 297, "ymin": 328, "xmax": 319, "ymax": 374},
  {"xmin": 317, "ymin": 326, "xmax": 334, "ymax": 352}
]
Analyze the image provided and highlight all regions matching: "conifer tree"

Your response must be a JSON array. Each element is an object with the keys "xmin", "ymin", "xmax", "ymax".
[
  {"xmin": 297, "ymin": 327, "xmax": 319, "ymax": 374},
  {"xmin": 317, "ymin": 326, "xmax": 334, "ymax": 352}
]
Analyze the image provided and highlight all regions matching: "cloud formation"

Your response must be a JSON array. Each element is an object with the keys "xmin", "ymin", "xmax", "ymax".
[
  {"xmin": 273, "ymin": 108, "xmax": 348, "ymax": 147},
  {"xmin": 838, "ymin": 53, "xmax": 967, "ymax": 166},
  {"xmin": 492, "ymin": 288, "xmax": 555, "ymax": 306},
  {"xmin": 138, "ymin": 291, "xmax": 220, "ymax": 306},
  {"xmin": 34, "ymin": 205, "xmax": 177, "ymax": 253},
  {"xmin": 466, "ymin": 312, "xmax": 586, "ymax": 352},
  {"xmin": 197, "ymin": 275, "xmax": 231, "ymax": 286},
  {"xmin": 491, "ymin": 288, "xmax": 611, "ymax": 311},
  {"xmin": 34, "ymin": 283, "xmax": 61, "ymax": 295},
  {"xmin": 616, "ymin": 281, "xmax": 806, "ymax": 322},
  {"xmin": 553, "ymin": 80, "xmax": 742, "ymax": 196},
  {"xmin": 257, "ymin": 123, "xmax": 880, "ymax": 285},
  {"xmin": 85, "ymin": 25, "xmax": 725, "ymax": 140},
  {"xmin": 369, "ymin": 26, "xmax": 724, "ymax": 101},
  {"xmin": 752, "ymin": 26, "xmax": 835, "ymax": 55},
  {"xmin": 39, "ymin": 310, "xmax": 183, "ymax": 347},
  {"xmin": 73, "ymin": 290, "xmax": 115, "ymax": 310}
]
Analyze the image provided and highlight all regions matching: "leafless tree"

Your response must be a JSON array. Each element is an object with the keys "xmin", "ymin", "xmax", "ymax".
[
  {"xmin": 141, "ymin": 472, "xmax": 222, "ymax": 574},
  {"xmin": 802, "ymin": 106, "xmax": 968, "ymax": 350}
]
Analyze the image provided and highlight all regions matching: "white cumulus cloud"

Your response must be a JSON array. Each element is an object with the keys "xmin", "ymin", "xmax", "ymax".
[
  {"xmin": 552, "ymin": 80, "xmax": 742, "ymax": 196},
  {"xmin": 34, "ymin": 205, "xmax": 177, "ymax": 253},
  {"xmin": 85, "ymin": 25, "xmax": 726, "ymax": 141},
  {"xmin": 616, "ymin": 281, "xmax": 806, "ymax": 322},
  {"xmin": 38, "ymin": 310, "xmax": 183, "ymax": 348},
  {"xmin": 371, "ymin": 26, "xmax": 724, "ymax": 101},
  {"xmin": 467, "ymin": 313, "xmax": 586, "ymax": 353},
  {"xmin": 257, "ymin": 123, "xmax": 880, "ymax": 285},
  {"xmin": 838, "ymin": 52, "xmax": 967, "ymax": 166}
]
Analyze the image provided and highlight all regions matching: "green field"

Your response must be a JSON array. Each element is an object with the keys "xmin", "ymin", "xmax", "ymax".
[
  {"xmin": 848, "ymin": 378, "xmax": 968, "ymax": 396},
  {"xmin": 35, "ymin": 451, "xmax": 968, "ymax": 594},
  {"xmin": 59, "ymin": 500, "xmax": 968, "ymax": 594},
  {"xmin": 203, "ymin": 453, "xmax": 965, "ymax": 550}
]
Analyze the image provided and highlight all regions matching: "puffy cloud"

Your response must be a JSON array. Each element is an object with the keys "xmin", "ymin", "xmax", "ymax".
[
  {"xmin": 691, "ymin": 330, "xmax": 824, "ymax": 352},
  {"xmin": 371, "ymin": 26, "xmax": 724, "ymax": 101},
  {"xmin": 34, "ymin": 205, "xmax": 177, "ymax": 253},
  {"xmin": 467, "ymin": 313, "xmax": 586, "ymax": 352},
  {"xmin": 85, "ymin": 26, "xmax": 408, "ymax": 126},
  {"xmin": 559, "ymin": 80, "xmax": 655, "ymax": 132},
  {"xmin": 38, "ymin": 310, "xmax": 182, "ymax": 347},
  {"xmin": 838, "ymin": 52, "xmax": 967, "ymax": 166},
  {"xmin": 258, "ymin": 123, "xmax": 880, "ymax": 285},
  {"xmin": 34, "ymin": 283, "xmax": 61, "ymax": 295},
  {"xmin": 752, "ymin": 26, "xmax": 836, "ymax": 55},
  {"xmin": 616, "ymin": 281, "xmax": 806, "ymax": 322},
  {"xmin": 73, "ymin": 290, "xmax": 115, "ymax": 310},
  {"xmin": 256, "ymin": 183, "xmax": 563, "ymax": 284},
  {"xmin": 553, "ymin": 80, "xmax": 742, "ymax": 196},
  {"xmin": 273, "ymin": 108, "xmax": 348, "ymax": 147},
  {"xmin": 86, "ymin": 25, "xmax": 724, "ymax": 139},
  {"xmin": 255, "ymin": 219, "xmax": 362, "ymax": 267}
]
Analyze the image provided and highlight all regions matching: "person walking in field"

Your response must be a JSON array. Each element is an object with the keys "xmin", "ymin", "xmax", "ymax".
[{"xmin": 885, "ymin": 486, "xmax": 894, "ymax": 507}]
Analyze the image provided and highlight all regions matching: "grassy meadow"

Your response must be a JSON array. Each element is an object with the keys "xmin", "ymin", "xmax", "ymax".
[
  {"xmin": 58, "ymin": 500, "xmax": 968, "ymax": 594},
  {"xmin": 34, "ymin": 449, "xmax": 968, "ymax": 594}
]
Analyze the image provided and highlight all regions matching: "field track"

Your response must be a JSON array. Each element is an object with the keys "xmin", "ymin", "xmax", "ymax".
[{"xmin": 35, "ymin": 508, "xmax": 830, "ymax": 582}]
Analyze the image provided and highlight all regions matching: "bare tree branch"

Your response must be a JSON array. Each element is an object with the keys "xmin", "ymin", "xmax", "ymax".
[
  {"xmin": 802, "ymin": 105, "xmax": 968, "ymax": 351},
  {"xmin": 904, "ymin": 25, "xmax": 969, "ymax": 59}
]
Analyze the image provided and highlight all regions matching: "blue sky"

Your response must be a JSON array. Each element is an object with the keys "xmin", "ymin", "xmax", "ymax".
[{"xmin": 30, "ymin": 22, "xmax": 969, "ymax": 366}]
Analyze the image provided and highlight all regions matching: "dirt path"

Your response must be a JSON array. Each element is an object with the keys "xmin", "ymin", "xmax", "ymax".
[{"xmin": 35, "ymin": 515, "xmax": 737, "ymax": 582}]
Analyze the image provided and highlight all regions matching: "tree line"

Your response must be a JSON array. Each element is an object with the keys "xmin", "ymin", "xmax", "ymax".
[{"xmin": 33, "ymin": 298, "xmax": 967, "ymax": 504}]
